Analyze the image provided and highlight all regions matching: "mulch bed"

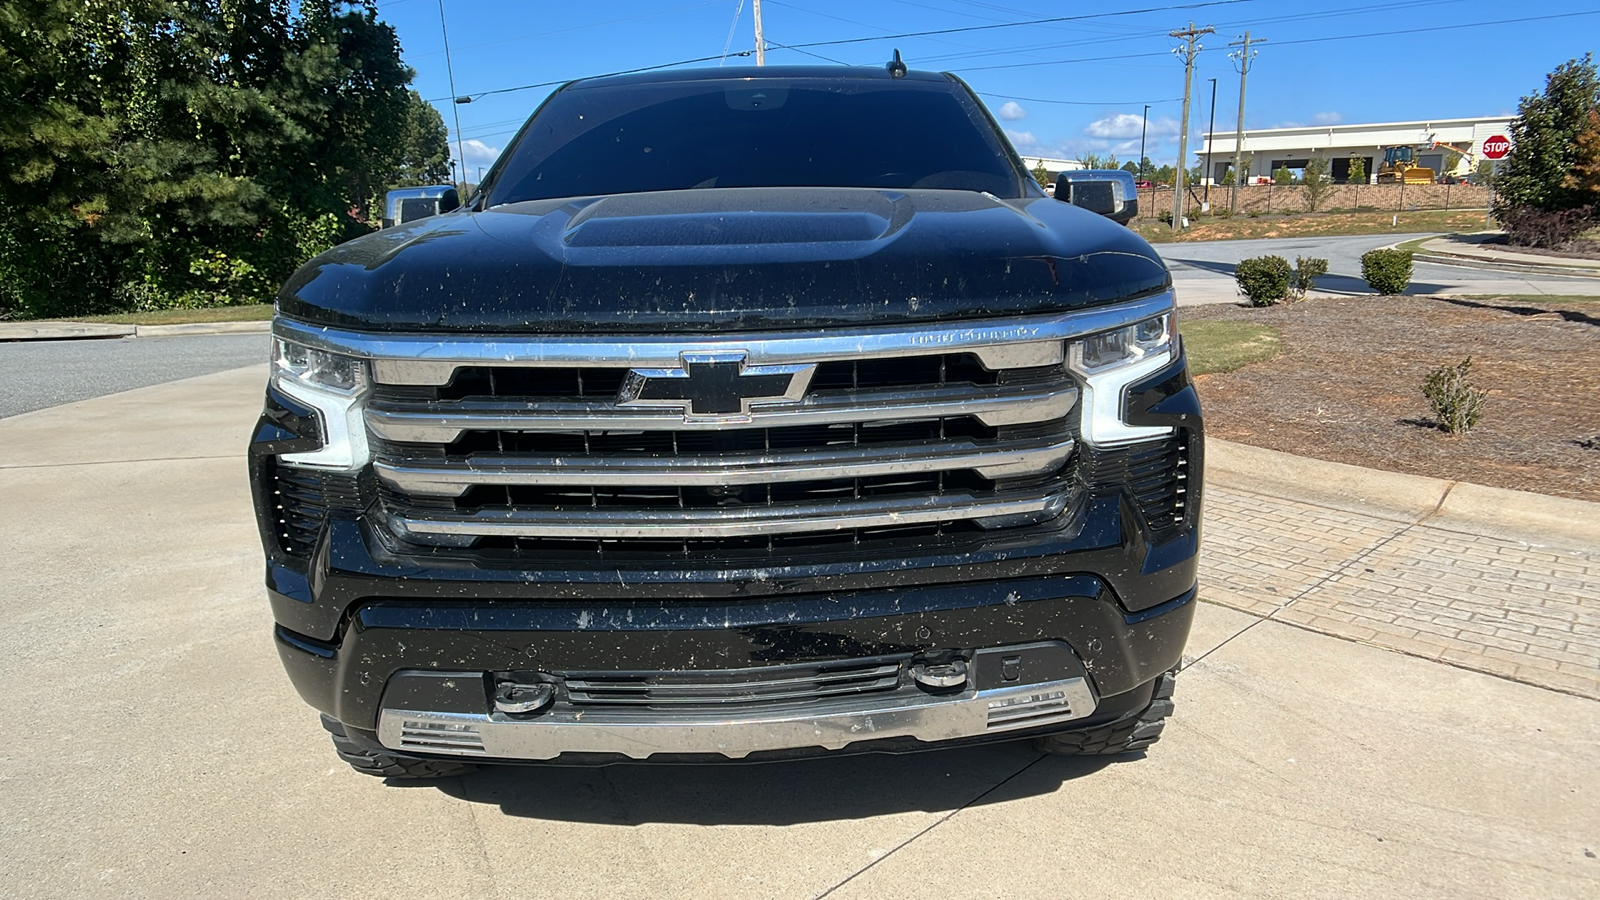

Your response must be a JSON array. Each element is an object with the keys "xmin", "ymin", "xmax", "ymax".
[{"xmin": 1183, "ymin": 295, "xmax": 1600, "ymax": 502}]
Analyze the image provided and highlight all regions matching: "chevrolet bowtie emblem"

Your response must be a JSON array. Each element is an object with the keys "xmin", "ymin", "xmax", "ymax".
[{"xmin": 617, "ymin": 352, "xmax": 816, "ymax": 419}]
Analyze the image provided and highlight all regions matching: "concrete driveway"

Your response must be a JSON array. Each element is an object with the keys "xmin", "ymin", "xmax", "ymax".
[{"xmin": 1, "ymin": 367, "xmax": 1597, "ymax": 899}]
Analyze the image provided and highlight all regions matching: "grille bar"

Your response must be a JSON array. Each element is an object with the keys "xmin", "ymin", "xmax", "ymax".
[
  {"xmin": 565, "ymin": 662, "xmax": 904, "ymax": 707},
  {"xmin": 375, "ymin": 435, "xmax": 1074, "ymax": 498},
  {"xmin": 391, "ymin": 487, "xmax": 1070, "ymax": 540},
  {"xmin": 365, "ymin": 380, "xmax": 1078, "ymax": 443}
]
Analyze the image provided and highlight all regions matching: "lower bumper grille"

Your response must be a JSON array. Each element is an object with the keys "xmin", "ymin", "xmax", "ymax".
[{"xmin": 562, "ymin": 658, "xmax": 907, "ymax": 709}]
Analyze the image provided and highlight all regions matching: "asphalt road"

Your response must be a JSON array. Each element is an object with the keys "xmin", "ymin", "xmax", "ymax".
[
  {"xmin": 1156, "ymin": 231, "xmax": 1516, "ymax": 294},
  {"xmin": 0, "ymin": 332, "xmax": 267, "ymax": 418}
]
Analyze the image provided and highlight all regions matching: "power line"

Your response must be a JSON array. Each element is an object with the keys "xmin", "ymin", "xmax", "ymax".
[
  {"xmin": 979, "ymin": 91, "xmax": 1182, "ymax": 107},
  {"xmin": 778, "ymin": 0, "xmax": 1249, "ymax": 51},
  {"xmin": 952, "ymin": 7, "xmax": 1600, "ymax": 74}
]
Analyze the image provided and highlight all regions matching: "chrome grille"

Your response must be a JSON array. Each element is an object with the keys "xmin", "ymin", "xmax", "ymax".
[
  {"xmin": 269, "ymin": 299, "xmax": 1184, "ymax": 551},
  {"xmin": 363, "ymin": 337, "xmax": 1081, "ymax": 548}
]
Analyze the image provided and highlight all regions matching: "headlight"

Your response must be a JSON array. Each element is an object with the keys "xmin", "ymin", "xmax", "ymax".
[
  {"xmin": 1068, "ymin": 312, "xmax": 1176, "ymax": 446},
  {"xmin": 273, "ymin": 338, "xmax": 365, "ymax": 394},
  {"xmin": 270, "ymin": 337, "xmax": 371, "ymax": 470},
  {"xmin": 1068, "ymin": 313, "xmax": 1173, "ymax": 375}
]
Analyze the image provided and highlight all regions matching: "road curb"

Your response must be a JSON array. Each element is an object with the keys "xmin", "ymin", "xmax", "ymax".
[
  {"xmin": 0, "ymin": 322, "xmax": 135, "ymax": 342},
  {"xmin": 0, "ymin": 320, "xmax": 270, "ymax": 342},
  {"xmin": 1207, "ymin": 439, "xmax": 1600, "ymax": 552},
  {"xmin": 1412, "ymin": 251, "xmax": 1600, "ymax": 278},
  {"xmin": 134, "ymin": 321, "xmax": 271, "ymax": 337}
]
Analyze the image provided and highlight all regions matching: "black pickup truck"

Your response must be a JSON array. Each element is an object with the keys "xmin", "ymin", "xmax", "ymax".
[{"xmin": 249, "ymin": 64, "xmax": 1200, "ymax": 776}]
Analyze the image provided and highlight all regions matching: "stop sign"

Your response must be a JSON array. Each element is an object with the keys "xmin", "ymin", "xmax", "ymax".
[{"xmin": 1482, "ymin": 135, "xmax": 1511, "ymax": 159}]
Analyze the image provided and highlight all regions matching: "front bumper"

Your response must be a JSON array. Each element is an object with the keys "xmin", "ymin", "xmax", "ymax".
[{"xmin": 377, "ymin": 643, "xmax": 1100, "ymax": 761}]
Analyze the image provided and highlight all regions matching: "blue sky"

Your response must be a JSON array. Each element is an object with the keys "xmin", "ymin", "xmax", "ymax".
[{"xmin": 374, "ymin": 0, "xmax": 1600, "ymax": 178}]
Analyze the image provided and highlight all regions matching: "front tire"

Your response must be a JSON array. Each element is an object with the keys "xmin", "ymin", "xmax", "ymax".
[
  {"xmin": 320, "ymin": 714, "xmax": 479, "ymax": 779},
  {"xmin": 1033, "ymin": 670, "xmax": 1175, "ymax": 756}
]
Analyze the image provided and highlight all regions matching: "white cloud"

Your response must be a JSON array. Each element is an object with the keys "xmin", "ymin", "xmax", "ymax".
[
  {"xmin": 998, "ymin": 101, "xmax": 1028, "ymax": 121},
  {"xmin": 1005, "ymin": 129, "xmax": 1046, "ymax": 155},
  {"xmin": 1311, "ymin": 111, "xmax": 1342, "ymax": 125},
  {"xmin": 452, "ymin": 138, "xmax": 503, "ymax": 177},
  {"xmin": 1084, "ymin": 113, "xmax": 1179, "ymax": 141}
]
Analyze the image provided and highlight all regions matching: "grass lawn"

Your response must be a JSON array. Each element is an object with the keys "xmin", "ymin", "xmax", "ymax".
[
  {"xmin": 66, "ymin": 304, "xmax": 274, "ymax": 325},
  {"xmin": 1180, "ymin": 320, "xmax": 1282, "ymax": 375},
  {"xmin": 1134, "ymin": 209, "xmax": 1492, "ymax": 244}
]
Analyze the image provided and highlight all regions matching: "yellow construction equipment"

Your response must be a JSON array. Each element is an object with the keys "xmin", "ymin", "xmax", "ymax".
[{"xmin": 1376, "ymin": 146, "xmax": 1435, "ymax": 184}]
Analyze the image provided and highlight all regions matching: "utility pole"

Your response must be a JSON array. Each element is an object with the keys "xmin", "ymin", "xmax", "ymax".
[
  {"xmin": 438, "ymin": 0, "xmax": 466, "ymax": 186},
  {"xmin": 1139, "ymin": 104, "xmax": 1150, "ymax": 180},
  {"xmin": 1227, "ymin": 30, "xmax": 1263, "ymax": 214},
  {"xmin": 1204, "ymin": 77, "xmax": 1217, "ymax": 209},
  {"xmin": 753, "ymin": 0, "xmax": 765, "ymax": 66},
  {"xmin": 1170, "ymin": 22, "xmax": 1214, "ymax": 231}
]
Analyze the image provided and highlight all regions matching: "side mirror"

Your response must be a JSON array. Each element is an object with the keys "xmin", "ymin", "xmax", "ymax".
[
  {"xmin": 1053, "ymin": 170, "xmax": 1138, "ymax": 225},
  {"xmin": 383, "ymin": 185, "xmax": 461, "ymax": 228}
]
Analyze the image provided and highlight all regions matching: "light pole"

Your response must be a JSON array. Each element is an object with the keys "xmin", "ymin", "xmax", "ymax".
[
  {"xmin": 1204, "ymin": 78, "xmax": 1217, "ymax": 208},
  {"xmin": 1139, "ymin": 104, "xmax": 1150, "ymax": 181}
]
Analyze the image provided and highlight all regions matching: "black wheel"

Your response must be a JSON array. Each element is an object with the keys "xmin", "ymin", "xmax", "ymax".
[
  {"xmin": 320, "ymin": 714, "xmax": 479, "ymax": 779},
  {"xmin": 1033, "ymin": 670, "xmax": 1176, "ymax": 756}
]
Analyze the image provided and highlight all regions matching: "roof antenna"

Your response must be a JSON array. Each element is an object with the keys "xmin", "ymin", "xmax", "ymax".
[{"xmin": 887, "ymin": 49, "xmax": 907, "ymax": 78}]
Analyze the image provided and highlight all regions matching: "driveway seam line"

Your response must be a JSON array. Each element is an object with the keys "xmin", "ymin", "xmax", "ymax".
[
  {"xmin": 1186, "ymin": 518, "xmax": 1424, "ymax": 672},
  {"xmin": 0, "ymin": 454, "xmax": 243, "ymax": 470},
  {"xmin": 811, "ymin": 754, "xmax": 1048, "ymax": 899},
  {"xmin": 1250, "ymin": 613, "xmax": 1600, "ymax": 702}
]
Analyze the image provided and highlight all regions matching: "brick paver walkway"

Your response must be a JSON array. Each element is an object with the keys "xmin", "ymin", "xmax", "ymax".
[{"xmin": 1200, "ymin": 485, "xmax": 1600, "ymax": 699}]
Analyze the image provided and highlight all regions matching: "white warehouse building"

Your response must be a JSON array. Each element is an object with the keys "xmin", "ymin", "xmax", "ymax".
[{"xmin": 1197, "ymin": 116, "xmax": 1512, "ymax": 184}]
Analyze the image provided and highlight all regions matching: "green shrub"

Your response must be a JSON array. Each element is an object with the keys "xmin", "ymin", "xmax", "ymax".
[
  {"xmin": 1235, "ymin": 255, "xmax": 1292, "ymax": 306},
  {"xmin": 1289, "ymin": 256, "xmax": 1329, "ymax": 301},
  {"xmin": 1361, "ymin": 248, "xmax": 1413, "ymax": 294},
  {"xmin": 1423, "ymin": 358, "xmax": 1487, "ymax": 434}
]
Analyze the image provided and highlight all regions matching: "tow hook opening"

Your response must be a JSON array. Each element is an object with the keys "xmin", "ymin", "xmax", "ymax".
[
  {"xmin": 494, "ymin": 680, "xmax": 555, "ymax": 715},
  {"xmin": 911, "ymin": 657, "xmax": 969, "ymax": 692}
]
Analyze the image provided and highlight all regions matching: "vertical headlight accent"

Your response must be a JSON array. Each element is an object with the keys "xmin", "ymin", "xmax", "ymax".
[
  {"xmin": 1068, "ymin": 313, "xmax": 1176, "ymax": 446},
  {"xmin": 270, "ymin": 337, "xmax": 372, "ymax": 470}
]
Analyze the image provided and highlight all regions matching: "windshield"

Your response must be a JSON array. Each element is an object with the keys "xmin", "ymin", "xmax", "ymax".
[{"xmin": 484, "ymin": 75, "xmax": 1025, "ymax": 204}]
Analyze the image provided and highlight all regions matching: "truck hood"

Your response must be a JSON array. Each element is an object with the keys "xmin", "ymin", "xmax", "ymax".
[{"xmin": 278, "ymin": 188, "xmax": 1170, "ymax": 333}]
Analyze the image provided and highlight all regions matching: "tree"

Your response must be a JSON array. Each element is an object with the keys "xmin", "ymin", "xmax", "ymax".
[
  {"xmin": 1031, "ymin": 160, "xmax": 1051, "ymax": 189},
  {"xmin": 1496, "ymin": 55, "xmax": 1599, "ymax": 215},
  {"xmin": 1078, "ymin": 152, "xmax": 1106, "ymax": 170},
  {"xmin": 1120, "ymin": 160, "xmax": 1139, "ymax": 174},
  {"xmin": 0, "ymin": 0, "xmax": 428, "ymax": 318},
  {"xmin": 1301, "ymin": 157, "xmax": 1335, "ymax": 211},
  {"xmin": 1347, "ymin": 156, "xmax": 1366, "ymax": 184},
  {"xmin": 1563, "ymin": 107, "xmax": 1600, "ymax": 202}
]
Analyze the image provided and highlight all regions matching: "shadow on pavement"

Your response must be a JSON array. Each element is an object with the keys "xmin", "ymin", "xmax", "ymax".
[
  {"xmin": 418, "ymin": 741, "xmax": 1120, "ymax": 824},
  {"xmin": 1164, "ymin": 257, "xmax": 1238, "ymax": 277},
  {"xmin": 1433, "ymin": 295, "xmax": 1600, "ymax": 326}
]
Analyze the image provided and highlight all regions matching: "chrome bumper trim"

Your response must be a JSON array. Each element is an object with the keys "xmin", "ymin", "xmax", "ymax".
[
  {"xmin": 389, "ymin": 488, "xmax": 1071, "ymax": 540},
  {"xmin": 364, "ymin": 381, "xmax": 1079, "ymax": 443},
  {"xmin": 377, "ymin": 676, "xmax": 1098, "ymax": 760},
  {"xmin": 273, "ymin": 291, "xmax": 1174, "ymax": 385},
  {"xmin": 374, "ymin": 436, "xmax": 1075, "ymax": 497}
]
